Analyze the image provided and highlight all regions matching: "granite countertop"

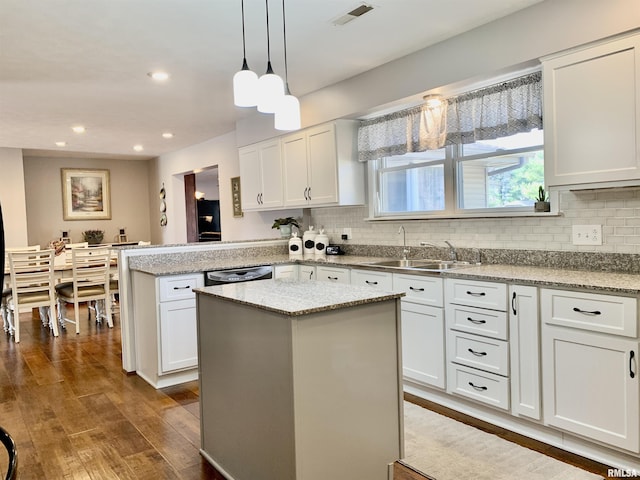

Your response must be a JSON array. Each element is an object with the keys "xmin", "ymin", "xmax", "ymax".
[
  {"xmin": 194, "ymin": 279, "xmax": 404, "ymax": 316},
  {"xmin": 128, "ymin": 248, "xmax": 640, "ymax": 295},
  {"xmin": 442, "ymin": 264, "xmax": 640, "ymax": 295},
  {"xmin": 128, "ymin": 253, "xmax": 388, "ymax": 276}
]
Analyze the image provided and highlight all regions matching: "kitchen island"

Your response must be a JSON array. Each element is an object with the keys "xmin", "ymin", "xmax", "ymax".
[{"xmin": 194, "ymin": 279, "xmax": 405, "ymax": 480}]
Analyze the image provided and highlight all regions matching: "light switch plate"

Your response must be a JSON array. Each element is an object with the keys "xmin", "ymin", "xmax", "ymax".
[{"xmin": 572, "ymin": 225, "xmax": 602, "ymax": 245}]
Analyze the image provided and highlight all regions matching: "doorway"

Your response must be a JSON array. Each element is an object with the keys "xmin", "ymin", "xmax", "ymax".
[{"xmin": 184, "ymin": 166, "xmax": 221, "ymax": 243}]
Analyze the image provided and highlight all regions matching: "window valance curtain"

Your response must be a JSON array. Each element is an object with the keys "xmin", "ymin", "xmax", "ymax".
[{"xmin": 357, "ymin": 71, "xmax": 542, "ymax": 162}]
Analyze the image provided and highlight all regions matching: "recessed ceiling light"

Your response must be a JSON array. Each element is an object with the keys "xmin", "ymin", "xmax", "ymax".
[
  {"xmin": 162, "ymin": 132, "xmax": 174, "ymax": 139},
  {"xmin": 55, "ymin": 141, "xmax": 67, "ymax": 147},
  {"xmin": 71, "ymin": 125, "xmax": 86, "ymax": 134},
  {"xmin": 133, "ymin": 144, "xmax": 144, "ymax": 152},
  {"xmin": 148, "ymin": 71, "xmax": 169, "ymax": 82}
]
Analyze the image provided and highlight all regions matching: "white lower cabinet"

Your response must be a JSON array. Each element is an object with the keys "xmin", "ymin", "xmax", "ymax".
[
  {"xmin": 541, "ymin": 288, "xmax": 640, "ymax": 452},
  {"xmin": 132, "ymin": 271, "xmax": 204, "ymax": 388},
  {"xmin": 445, "ymin": 278, "xmax": 510, "ymax": 411},
  {"xmin": 393, "ymin": 273, "xmax": 446, "ymax": 389},
  {"xmin": 159, "ymin": 298, "xmax": 198, "ymax": 373},
  {"xmin": 401, "ymin": 301, "xmax": 445, "ymax": 388},
  {"xmin": 273, "ymin": 264, "xmax": 297, "ymax": 279},
  {"xmin": 299, "ymin": 264, "xmax": 316, "ymax": 281},
  {"xmin": 509, "ymin": 285, "xmax": 541, "ymax": 420},
  {"xmin": 316, "ymin": 265, "xmax": 350, "ymax": 284},
  {"xmin": 350, "ymin": 269, "xmax": 393, "ymax": 290}
]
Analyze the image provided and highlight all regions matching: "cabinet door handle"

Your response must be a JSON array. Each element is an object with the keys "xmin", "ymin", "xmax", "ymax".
[
  {"xmin": 468, "ymin": 382, "xmax": 488, "ymax": 391},
  {"xmin": 466, "ymin": 291, "xmax": 486, "ymax": 297},
  {"xmin": 466, "ymin": 317, "xmax": 486, "ymax": 325},
  {"xmin": 307, "ymin": 187, "xmax": 311, "ymax": 201},
  {"xmin": 409, "ymin": 286, "xmax": 425, "ymax": 292},
  {"xmin": 468, "ymin": 348, "xmax": 487, "ymax": 357},
  {"xmin": 511, "ymin": 291, "xmax": 517, "ymax": 315},
  {"xmin": 173, "ymin": 286, "xmax": 191, "ymax": 290},
  {"xmin": 256, "ymin": 193, "xmax": 260, "ymax": 204},
  {"xmin": 327, "ymin": 276, "xmax": 338, "ymax": 281},
  {"xmin": 365, "ymin": 280, "xmax": 378, "ymax": 285},
  {"xmin": 303, "ymin": 187, "xmax": 309, "ymax": 200},
  {"xmin": 630, "ymin": 351, "xmax": 636, "ymax": 379},
  {"xmin": 572, "ymin": 307, "xmax": 601, "ymax": 316}
]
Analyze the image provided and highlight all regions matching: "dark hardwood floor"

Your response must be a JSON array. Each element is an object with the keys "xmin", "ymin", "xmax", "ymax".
[{"xmin": 0, "ymin": 307, "xmax": 613, "ymax": 479}]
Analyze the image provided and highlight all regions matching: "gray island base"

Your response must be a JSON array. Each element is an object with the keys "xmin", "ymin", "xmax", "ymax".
[{"xmin": 195, "ymin": 279, "xmax": 405, "ymax": 480}]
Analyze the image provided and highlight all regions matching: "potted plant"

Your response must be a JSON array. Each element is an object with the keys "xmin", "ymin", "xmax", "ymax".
[
  {"xmin": 534, "ymin": 186, "xmax": 550, "ymax": 212},
  {"xmin": 272, "ymin": 217, "xmax": 300, "ymax": 238},
  {"xmin": 82, "ymin": 229, "xmax": 105, "ymax": 245}
]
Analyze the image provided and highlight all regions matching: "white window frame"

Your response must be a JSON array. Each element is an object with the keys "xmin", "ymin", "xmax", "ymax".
[{"xmin": 367, "ymin": 141, "xmax": 556, "ymax": 221}]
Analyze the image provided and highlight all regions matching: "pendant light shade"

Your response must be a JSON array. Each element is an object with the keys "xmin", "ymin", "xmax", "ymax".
[
  {"xmin": 257, "ymin": 68, "xmax": 285, "ymax": 113},
  {"xmin": 233, "ymin": 0, "xmax": 258, "ymax": 107},
  {"xmin": 234, "ymin": 60, "xmax": 259, "ymax": 107},
  {"xmin": 275, "ymin": 85, "xmax": 300, "ymax": 130}
]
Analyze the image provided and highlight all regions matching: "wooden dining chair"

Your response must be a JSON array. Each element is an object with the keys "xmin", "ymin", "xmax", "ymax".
[
  {"xmin": 6, "ymin": 249, "xmax": 58, "ymax": 343},
  {"xmin": 2, "ymin": 246, "xmax": 41, "ymax": 334},
  {"xmin": 55, "ymin": 247, "xmax": 111, "ymax": 334}
]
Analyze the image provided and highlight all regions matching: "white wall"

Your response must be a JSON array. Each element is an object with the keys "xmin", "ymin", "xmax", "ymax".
[
  {"xmin": 0, "ymin": 148, "xmax": 28, "ymax": 247},
  {"xmin": 150, "ymin": 131, "xmax": 302, "ymax": 244}
]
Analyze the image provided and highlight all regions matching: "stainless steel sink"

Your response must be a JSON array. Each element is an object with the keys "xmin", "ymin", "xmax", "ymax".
[{"xmin": 367, "ymin": 259, "xmax": 471, "ymax": 271}]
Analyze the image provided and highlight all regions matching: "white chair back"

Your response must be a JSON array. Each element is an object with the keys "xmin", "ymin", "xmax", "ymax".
[
  {"xmin": 8, "ymin": 249, "xmax": 58, "ymax": 342},
  {"xmin": 56, "ymin": 247, "xmax": 112, "ymax": 334},
  {"xmin": 64, "ymin": 242, "xmax": 89, "ymax": 264},
  {"xmin": 4, "ymin": 245, "xmax": 41, "ymax": 287}
]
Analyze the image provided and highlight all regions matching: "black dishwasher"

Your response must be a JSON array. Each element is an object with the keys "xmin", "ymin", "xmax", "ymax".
[{"xmin": 204, "ymin": 265, "xmax": 273, "ymax": 286}]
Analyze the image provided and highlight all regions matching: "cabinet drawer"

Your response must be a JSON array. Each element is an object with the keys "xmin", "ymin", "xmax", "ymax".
[
  {"xmin": 447, "ymin": 363, "xmax": 510, "ymax": 411},
  {"xmin": 315, "ymin": 266, "xmax": 350, "ymax": 284},
  {"xmin": 159, "ymin": 274, "xmax": 204, "ymax": 302},
  {"xmin": 448, "ymin": 332, "xmax": 509, "ymax": 376},
  {"xmin": 351, "ymin": 269, "xmax": 393, "ymax": 290},
  {"xmin": 393, "ymin": 274, "xmax": 443, "ymax": 307},
  {"xmin": 445, "ymin": 278, "xmax": 506, "ymax": 311},
  {"xmin": 541, "ymin": 288, "xmax": 637, "ymax": 337},
  {"xmin": 446, "ymin": 304, "xmax": 508, "ymax": 340}
]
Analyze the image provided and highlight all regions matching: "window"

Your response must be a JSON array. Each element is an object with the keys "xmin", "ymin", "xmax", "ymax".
[
  {"xmin": 360, "ymin": 70, "xmax": 544, "ymax": 219},
  {"xmin": 371, "ymin": 129, "xmax": 544, "ymax": 218}
]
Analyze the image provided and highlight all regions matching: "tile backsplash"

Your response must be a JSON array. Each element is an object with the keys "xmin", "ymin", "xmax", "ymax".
[{"xmin": 309, "ymin": 187, "xmax": 640, "ymax": 254}]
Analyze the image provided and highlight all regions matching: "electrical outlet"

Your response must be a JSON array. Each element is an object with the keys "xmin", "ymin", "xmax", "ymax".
[
  {"xmin": 572, "ymin": 225, "xmax": 602, "ymax": 245},
  {"xmin": 342, "ymin": 228, "xmax": 352, "ymax": 240}
]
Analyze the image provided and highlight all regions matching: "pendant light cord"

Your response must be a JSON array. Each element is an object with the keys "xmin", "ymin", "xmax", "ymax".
[
  {"xmin": 281, "ymin": 0, "xmax": 289, "ymax": 87},
  {"xmin": 265, "ymin": 0, "xmax": 272, "ymax": 66},
  {"xmin": 241, "ymin": 0, "xmax": 247, "ymax": 60}
]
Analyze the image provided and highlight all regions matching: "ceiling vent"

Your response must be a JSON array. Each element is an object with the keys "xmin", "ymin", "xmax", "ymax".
[{"xmin": 332, "ymin": 3, "xmax": 374, "ymax": 26}]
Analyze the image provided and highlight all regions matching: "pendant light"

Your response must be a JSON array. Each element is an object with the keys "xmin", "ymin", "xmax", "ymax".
[
  {"xmin": 233, "ymin": 0, "xmax": 258, "ymax": 107},
  {"xmin": 256, "ymin": 0, "xmax": 285, "ymax": 113},
  {"xmin": 274, "ymin": 0, "xmax": 301, "ymax": 131}
]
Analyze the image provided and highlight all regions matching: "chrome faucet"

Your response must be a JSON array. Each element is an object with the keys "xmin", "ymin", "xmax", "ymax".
[
  {"xmin": 444, "ymin": 240, "xmax": 458, "ymax": 262},
  {"xmin": 398, "ymin": 225, "xmax": 409, "ymax": 260}
]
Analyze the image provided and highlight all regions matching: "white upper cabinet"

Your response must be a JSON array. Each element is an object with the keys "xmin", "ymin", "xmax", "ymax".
[
  {"xmin": 282, "ymin": 120, "xmax": 365, "ymax": 208},
  {"xmin": 238, "ymin": 138, "xmax": 283, "ymax": 211},
  {"xmin": 543, "ymin": 32, "xmax": 640, "ymax": 187}
]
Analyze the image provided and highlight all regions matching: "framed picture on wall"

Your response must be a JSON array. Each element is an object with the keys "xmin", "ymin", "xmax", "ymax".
[
  {"xmin": 61, "ymin": 168, "xmax": 112, "ymax": 220},
  {"xmin": 231, "ymin": 176, "xmax": 243, "ymax": 218}
]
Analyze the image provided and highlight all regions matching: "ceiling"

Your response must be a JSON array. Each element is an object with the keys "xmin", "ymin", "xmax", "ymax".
[{"xmin": 0, "ymin": 0, "xmax": 543, "ymax": 160}]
